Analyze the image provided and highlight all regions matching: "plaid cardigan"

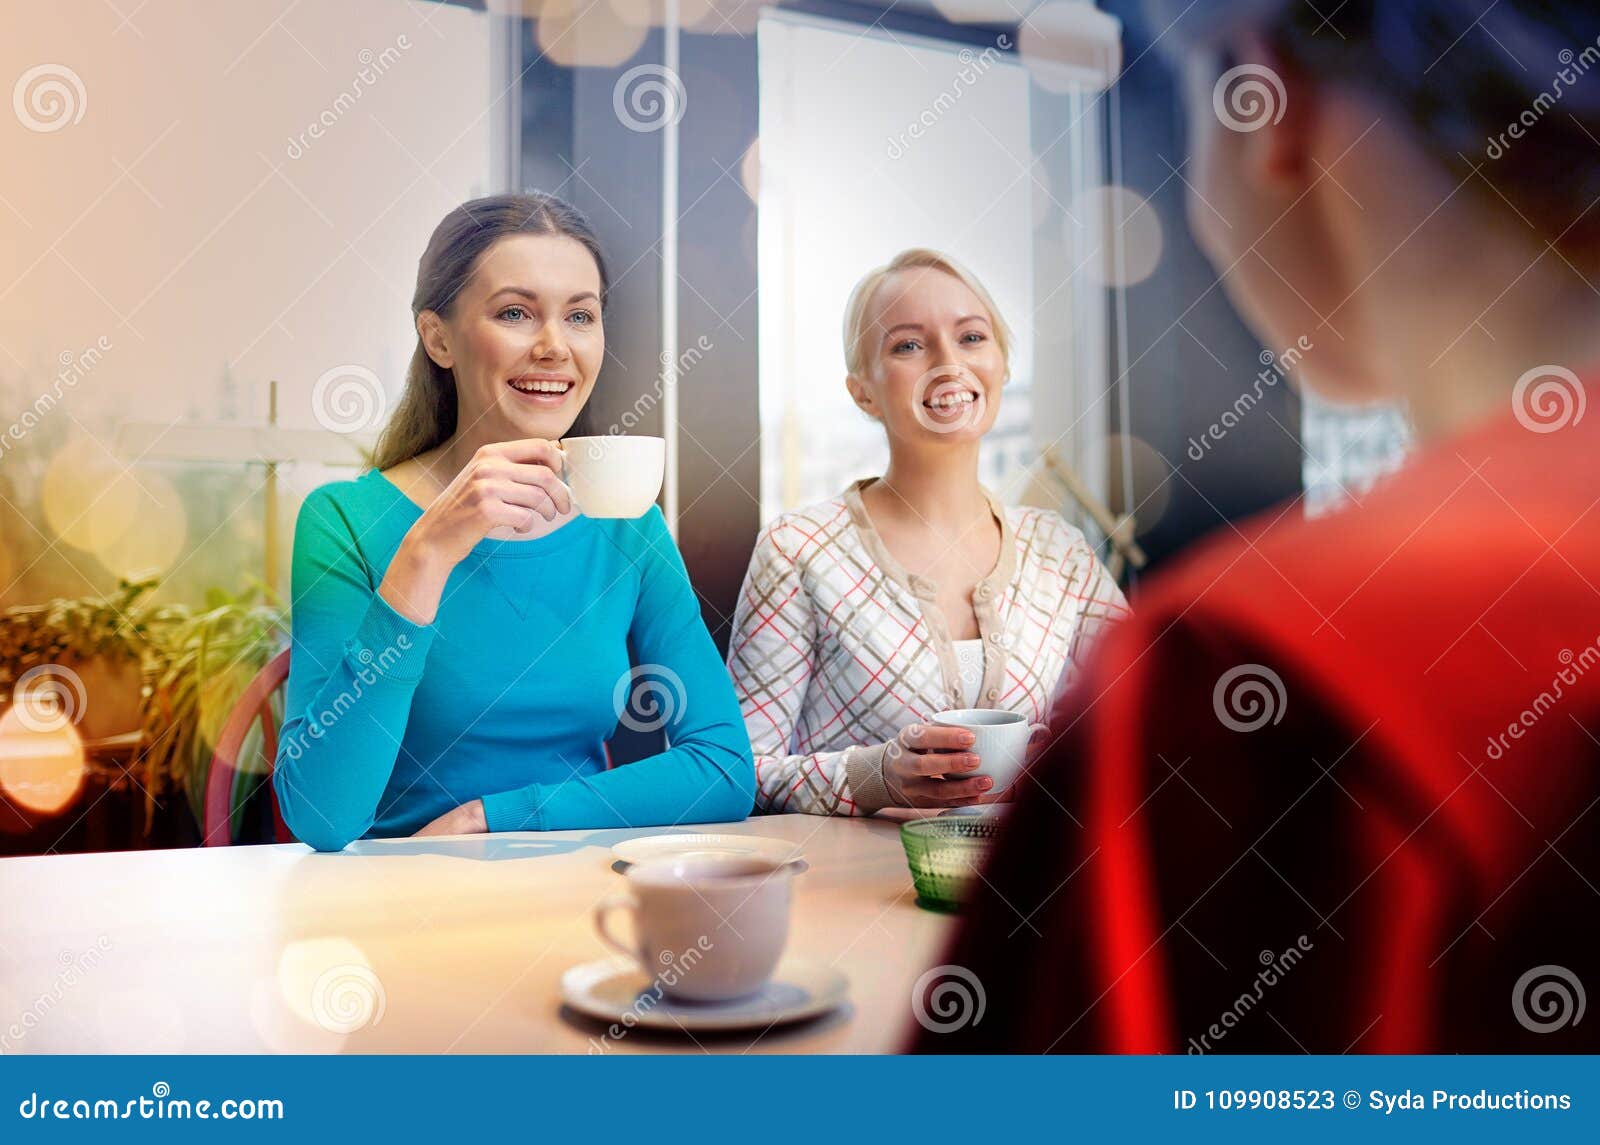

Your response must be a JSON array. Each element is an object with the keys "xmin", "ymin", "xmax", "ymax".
[{"xmin": 727, "ymin": 479, "xmax": 1130, "ymax": 815}]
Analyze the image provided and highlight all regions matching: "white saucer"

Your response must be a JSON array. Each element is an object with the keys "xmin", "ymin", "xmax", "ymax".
[
  {"xmin": 610, "ymin": 833, "xmax": 803, "ymax": 868},
  {"xmin": 560, "ymin": 957, "xmax": 848, "ymax": 1032}
]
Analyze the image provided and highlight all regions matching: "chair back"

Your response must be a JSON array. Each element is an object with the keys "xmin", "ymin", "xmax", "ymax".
[{"xmin": 203, "ymin": 648, "xmax": 292, "ymax": 846}]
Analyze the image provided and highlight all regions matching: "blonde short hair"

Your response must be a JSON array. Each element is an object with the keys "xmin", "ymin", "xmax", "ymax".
[{"xmin": 841, "ymin": 248, "xmax": 1013, "ymax": 381}]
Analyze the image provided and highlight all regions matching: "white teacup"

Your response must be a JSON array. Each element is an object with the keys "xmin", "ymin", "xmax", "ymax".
[
  {"xmin": 559, "ymin": 435, "xmax": 665, "ymax": 519},
  {"xmin": 592, "ymin": 855, "xmax": 794, "ymax": 1002},
  {"xmin": 929, "ymin": 708, "xmax": 1050, "ymax": 793}
]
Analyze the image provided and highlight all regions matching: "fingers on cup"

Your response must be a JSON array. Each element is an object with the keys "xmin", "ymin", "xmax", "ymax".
[
  {"xmin": 500, "ymin": 479, "xmax": 562, "ymax": 522},
  {"xmin": 496, "ymin": 437, "xmax": 564, "ymax": 467},
  {"xmin": 900, "ymin": 723, "xmax": 976, "ymax": 752},
  {"xmin": 534, "ymin": 483, "xmax": 563, "ymax": 520},
  {"xmin": 909, "ymin": 751, "xmax": 980, "ymax": 777},
  {"xmin": 548, "ymin": 478, "xmax": 573, "ymax": 516},
  {"xmin": 515, "ymin": 463, "xmax": 571, "ymax": 516}
]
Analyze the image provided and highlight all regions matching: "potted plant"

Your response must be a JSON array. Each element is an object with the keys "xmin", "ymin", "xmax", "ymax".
[
  {"xmin": 1, "ymin": 579, "xmax": 288, "ymax": 844},
  {"xmin": 0, "ymin": 579, "xmax": 157, "ymax": 743}
]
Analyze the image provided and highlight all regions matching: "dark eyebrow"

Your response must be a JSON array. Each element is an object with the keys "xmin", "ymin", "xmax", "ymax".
[{"xmin": 489, "ymin": 287, "xmax": 600, "ymax": 306}]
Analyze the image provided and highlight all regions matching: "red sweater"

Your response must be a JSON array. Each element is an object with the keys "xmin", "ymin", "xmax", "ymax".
[{"xmin": 916, "ymin": 389, "xmax": 1600, "ymax": 1052}]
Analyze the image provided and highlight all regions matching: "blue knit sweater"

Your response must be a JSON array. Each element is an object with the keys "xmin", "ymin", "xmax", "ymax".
[{"xmin": 272, "ymin": 469, "xmax": 755, "ymax": 852}]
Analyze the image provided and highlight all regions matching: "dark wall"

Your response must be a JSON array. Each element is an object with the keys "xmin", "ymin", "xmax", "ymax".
[{"xmin": 672, "ymin": 30, "xmax": 762, "ymax": 649}]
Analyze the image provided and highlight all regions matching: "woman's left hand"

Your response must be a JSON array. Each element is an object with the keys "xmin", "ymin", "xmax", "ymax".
[{"xmin": 413, "ymin": 799, "xmax": 488, "ymax": 837}]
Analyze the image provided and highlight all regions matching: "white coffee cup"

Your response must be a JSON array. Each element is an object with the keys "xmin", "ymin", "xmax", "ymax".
[
  {"xmin": 559, "ymin": 435, "xmax": 665, "ymax": 519},
  {"xmin": 591, "ymin": 855, "xmax": 794, "ymax": 1002},
  {"xmin": 929, "ymin": 708, "xmax": 1050, "ymax": 793}
]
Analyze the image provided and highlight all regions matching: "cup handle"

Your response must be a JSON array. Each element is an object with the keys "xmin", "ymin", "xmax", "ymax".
[
  {"xmin": 1025, "ymin": 723, "xmax": 1052, "ymax": 760},
  {"xmin": 592, "ymin": 894, "xmax": 642, "ymax": 963},
  {"xmin": 551, "ymin": 440, "xmax": 581, "ymax": 511}
]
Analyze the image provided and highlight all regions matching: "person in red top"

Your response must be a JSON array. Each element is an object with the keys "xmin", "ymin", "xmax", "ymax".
[{"xmin": 916, "ymin": 0, "xmax": 1600, "ymax": 1053}]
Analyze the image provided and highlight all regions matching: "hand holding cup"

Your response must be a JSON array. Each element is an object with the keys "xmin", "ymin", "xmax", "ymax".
[{"xmin": 884, "ymin": 722, "xmax": 992, "ymax": 808}]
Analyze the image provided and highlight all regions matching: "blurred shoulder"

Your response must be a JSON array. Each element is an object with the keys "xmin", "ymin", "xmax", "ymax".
[
  {"xmin": 1006, "ymin": 502, "xmax": 1092, "ymax": 550},
  {"xmin": 1147, "ymin": 409, "xmax": 1599, "ymax": 628},
  {"xmin": 295, "ymin": 470, "xmax": 398, "ymax": 535},
  {"xmin": 1004, "ymin": 503, "xmax": 1106, "ymax": 577},
  {"xmin": 749, "ymin": 495, "xmax": 857, "ymax": 569}
]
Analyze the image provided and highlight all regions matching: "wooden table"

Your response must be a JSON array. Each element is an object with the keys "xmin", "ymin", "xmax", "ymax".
[{"xmin": 0, "ymin": 815, "xmax": 956, "ymax": 1053}]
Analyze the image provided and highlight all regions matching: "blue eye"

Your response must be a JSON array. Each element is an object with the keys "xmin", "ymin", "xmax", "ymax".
[
  {"xmin": 568, "ymin": 310, "xmax": 595, "ymax": 326},
  {"xmin": 499, "ymin": 306, "xmax": 529, "ymax": 322},
  {"xmin": 893, "ymin": 339, "xmax": 920, "ymax": 354},
  {"xmin": 961, "ymin": 331, "xmax": 986, "ymax": 343}
]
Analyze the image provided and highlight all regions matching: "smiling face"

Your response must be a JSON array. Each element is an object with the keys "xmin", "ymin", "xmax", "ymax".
[
  {"xmin": 417, "ymin": 232, "xmax": 604, "ymax": 445},
  {"xmin": 848, "ymin": 266, "xmax": 1008, "ymax": 445}
]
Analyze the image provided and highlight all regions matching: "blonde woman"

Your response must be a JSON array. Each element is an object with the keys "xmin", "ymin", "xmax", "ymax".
[{"xmin": 727, "ymin": 250, "xmax": 1129, "ymax": 815}]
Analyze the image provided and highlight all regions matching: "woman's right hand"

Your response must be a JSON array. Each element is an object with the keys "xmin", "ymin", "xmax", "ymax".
[
  {"xmin": 380, "ymin": 440, "xmax": 573, "ymax": 624},
  {"xmin": 411, "ymin": 439, "xmax": 572, "ymax": 563},
  {"xmin": 883, "ymin": 722, "xmax": 991, "ymax": 808}
]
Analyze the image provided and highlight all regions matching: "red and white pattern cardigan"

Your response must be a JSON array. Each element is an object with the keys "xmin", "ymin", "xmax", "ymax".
[{"xmin": 727, "ymin": 479, "xmax": 1131, "ymax": 816}]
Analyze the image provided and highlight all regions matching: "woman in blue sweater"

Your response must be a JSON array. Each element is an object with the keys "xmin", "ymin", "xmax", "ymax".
[{"xmin": 272, "ymin": 193, "xmax": 755, "ymax": 852}]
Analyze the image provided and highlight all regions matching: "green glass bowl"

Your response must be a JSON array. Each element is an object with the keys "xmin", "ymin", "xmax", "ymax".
[{"xmin": 899, "ymin": 816, "xmax": 1001, "ymax": 912}]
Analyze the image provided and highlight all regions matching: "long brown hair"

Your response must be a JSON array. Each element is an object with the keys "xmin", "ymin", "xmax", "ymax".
[{"xmin": 371, "ymin": 192, "xmax": 610, "ymax": 471}]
